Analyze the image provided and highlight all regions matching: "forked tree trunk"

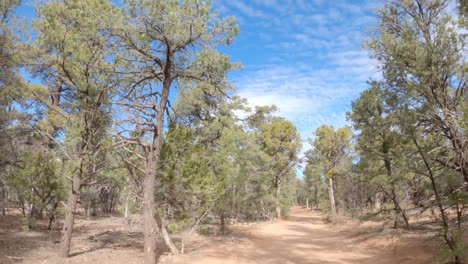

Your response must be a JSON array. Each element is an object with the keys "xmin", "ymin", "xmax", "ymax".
[
  {"xmin": 328, "ymin": 177, "xmax": 337, "ymax": 217},
  {"xmin": 59, "ymin": 170, "xmax": 82, "ymax": 257},
  {"xmin": 390, "ymin": 184, "xmax": 410, "ymax": 230}
]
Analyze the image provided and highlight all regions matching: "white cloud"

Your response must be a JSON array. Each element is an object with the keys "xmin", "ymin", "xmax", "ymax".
[
  {"xmin": 216, "ymin": 0, "xmax": 385, "ymax": 157},
  {"xmin": 234, "ymin": 59, "xmax": 375, "ymax": 137},
  {"xmin": 228, "ymin": 1, "xmax": 266, "ymax": 18}
]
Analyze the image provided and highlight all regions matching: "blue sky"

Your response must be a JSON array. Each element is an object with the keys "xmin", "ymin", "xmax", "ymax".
[
  {"xmin": 15, "ymin": 0, "xmax": 384, "ymax": 173},
  {"xmin": 213, "ymin": 0, "xmax": 383, "ymax": 153}
]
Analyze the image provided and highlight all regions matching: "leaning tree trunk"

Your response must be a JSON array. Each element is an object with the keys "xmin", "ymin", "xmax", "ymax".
[
  {"xmin": 384, "ymin": 155, "xmax": 410, "ymax": 230},
  {"xmin": 155, "ymin": 211, "xmax": 179, "ymax": 255},
  {"xmin": 59, "ymin": 169, "xmax": 82, "ymax": 257},
  {"xmin": 390, "ymin": 183, "xmax": 410, "ymax": 229},
  {"xmin": 412, "ymin": 135, "xmax": 461, "ymax": 263}
]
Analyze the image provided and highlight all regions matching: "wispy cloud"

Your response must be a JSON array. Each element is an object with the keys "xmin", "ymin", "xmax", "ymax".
[
  {"xmin": 214, "ymin": 0, "xmax": 384, "ymax": 163},
  {"xmin": 227, "ymin": 1, "xmax": 266, "ymax": 18}
]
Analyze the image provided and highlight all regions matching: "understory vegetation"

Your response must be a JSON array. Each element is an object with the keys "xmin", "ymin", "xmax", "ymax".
[{"xmin": 0, "ymin": 0, "xmax": 466, "ymax": 263}]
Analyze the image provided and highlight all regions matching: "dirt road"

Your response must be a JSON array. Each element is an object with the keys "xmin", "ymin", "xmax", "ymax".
[
  {"xmin": 165, "ymin": 207, "xmax": 437, "ymax": 264},
  {"xmin": 1, "ymin": 207, "xmax": 438, "ymax": 264}
]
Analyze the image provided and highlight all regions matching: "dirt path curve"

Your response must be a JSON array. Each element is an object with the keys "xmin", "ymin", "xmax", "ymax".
[{"xmin": 164, "ymin": 207, "xmax": 436, "ymax": 264}]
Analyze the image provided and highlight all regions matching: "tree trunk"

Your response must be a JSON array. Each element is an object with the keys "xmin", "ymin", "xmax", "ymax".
[
  {"xmin": 155, "ymin": 211, "xmax": 179, "ymax": 255},
  {"xmin": 275, "ymin": 184, "xmax": 281, "ymax": 219},
  {"xmin": 86, "ymin": 199, "xmax": 91, "ymax": 220},
  {"xmin": 47, "ymin": 202, "xmax": 59, "ymax": 230},
  {"xmin": 328, "ymin": 177, "xmax": 337, "ymax": 217},
  {"xmin": 59, "ymin": 170, "xmax": 81, "ymax": 257},
  {"xmin": 383, "ymin": 154, "xmax": 410, "ymax": 230},
  {"xmin": 143, "ymin": 155, "xmax": 158, "ymax": 264},
  {"xmin": 143, "ymin": 78, "xmax": 176, "ymax": 263},
  {"xmin": 30, "ymin": 204, "xmax": 43, "ymax": 220},
  {"xmin": 374, "ymin": 192, "xmax": 382, "ymax": 212},
  {"xmin": 313, "ymin": 186, "xmax": 318, "ymax": 208},
  {"xmin": 2, "ymin": 187, "xmax": 6, "ymax": 216},
  {"xmin": 220, "ymin": 212, "xmax": 225, "ymax": 234},
  {"xmin": 124, "ymin": 192, "xmax": 129, "ymax": 219},
  {"xmin": 390, "ymin": 184, "xmax": 410, "ymax": 229},
  {"xmin": 306, "ymin": 198, "xmax": 309, "ymax": 209},
  {"xmin": 411, "ymin": 135, "xmax": 460, "ymax": 263}
]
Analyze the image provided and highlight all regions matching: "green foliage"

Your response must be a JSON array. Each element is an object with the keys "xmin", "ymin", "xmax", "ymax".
[
  {"xmin": 354, "ymin": 0, "xmax": 467, "ymax": 261},
  {"xmin": 20, "ymin": 216, "xmax": 35, "ymax": 231},
  {"xmin": 259, "ymin": 117, "xmax": 301, "ymax": 217},
  {"xmin": 437, "ymin": 230, "xmax": 468, "ymax": 263},
  {"xmin": 306, "ymin": 125, "xmax": 352, "ymax": 216},
  {"xmin": 1, "ymin": 3, "xmax": 464, "ymax": 264},
  {"xmin": 7, "ymin": 151, "xmax": 66, "ymax": 222}
]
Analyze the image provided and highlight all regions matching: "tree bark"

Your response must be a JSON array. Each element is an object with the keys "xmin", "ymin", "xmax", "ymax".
[
  {"xmin": 2, "ymin": 185, "xmax": 6, "ymax": 216},
  {"xmin": 374, "ymin": 192, "xmax": 382, "ymax": 212},
  {"xmin": 220, "ymin": 212, "xmax": 226, "ymax": 234},
  {"xmin": 124, "ymin": 192, "xmax": 129, "ymax": 219},
  {"xmin": 313, "ymin": 186, "xmax": 318, "ymax": 208},
  {"xmin": 383, "ymin": 155, "xmax": 410, "ymax": 230},
  {"xmin": 390, "ymin": 184, "xmax": 409, "ymax": 229},
  {"xmin": 155, "ymin": 211, "xmax": 179, "ymax": 255},
  {"xmin": 87, "ymin": 198, "xmax": 91, "ymax": 220},
  {"xmin": 328, "ymin": 176, "xmax": 337, "ymax": 217},
  {"xmin": 47, "ymin": 202, "xmax": 58, "ymax": 230},
  {"xmin": 275, "ymin": 184, "xmax": 281, "ymax": 218},
  {"xmin": 59, "ymin": 170, "xmax": 81, "ymax": 257},
  {"xmin": 143, "ymin": 155, "xmax": 158, "ymax": 264},
  {"xmin": 143, "ymin": 78, "xmax": 178, "ymax": 263}
]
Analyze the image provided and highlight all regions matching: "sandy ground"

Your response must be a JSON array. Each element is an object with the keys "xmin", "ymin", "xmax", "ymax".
[
  {"xmin": 164, "ymin": 207, "xmax": 438, "ymax": 264},
  {"xmin": 0, "ymin": 207, "xmax": 439, "ymax": 264}
]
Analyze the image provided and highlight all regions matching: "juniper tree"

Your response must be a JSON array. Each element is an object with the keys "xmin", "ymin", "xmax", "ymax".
[
  {"xmin": 349, "ymin": 83, "xmax": 411, "ymax": 229},
  {"xmin": 0, "ymin": 0, "xmax": 27, "ymax": 216},
  {"xmin": 310, "ymin": 125, "xmax": 352, "ymax": 218},
  {"xmin": 259, "ymin": 117, "xmax": 301, "ymax": 218}
]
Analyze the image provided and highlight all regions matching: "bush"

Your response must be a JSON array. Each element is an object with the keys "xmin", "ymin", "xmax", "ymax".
[{"xmin": 20, "ymin": 216, "xmax": 35, "ymax": 231}]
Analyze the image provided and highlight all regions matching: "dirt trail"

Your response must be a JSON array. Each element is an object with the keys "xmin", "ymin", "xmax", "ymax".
[
  {"xmin": 165, "ymin": 207, "xmax": 437, "ymax": 264},
  {"xmin": 0, "ymin": 207, "xmax": 438, "ymax": 264}
]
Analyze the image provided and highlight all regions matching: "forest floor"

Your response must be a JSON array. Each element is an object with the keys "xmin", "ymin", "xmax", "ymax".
[{"xmin": 0, "ymin": 207, "xmax": 441, "ymax": 264}]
